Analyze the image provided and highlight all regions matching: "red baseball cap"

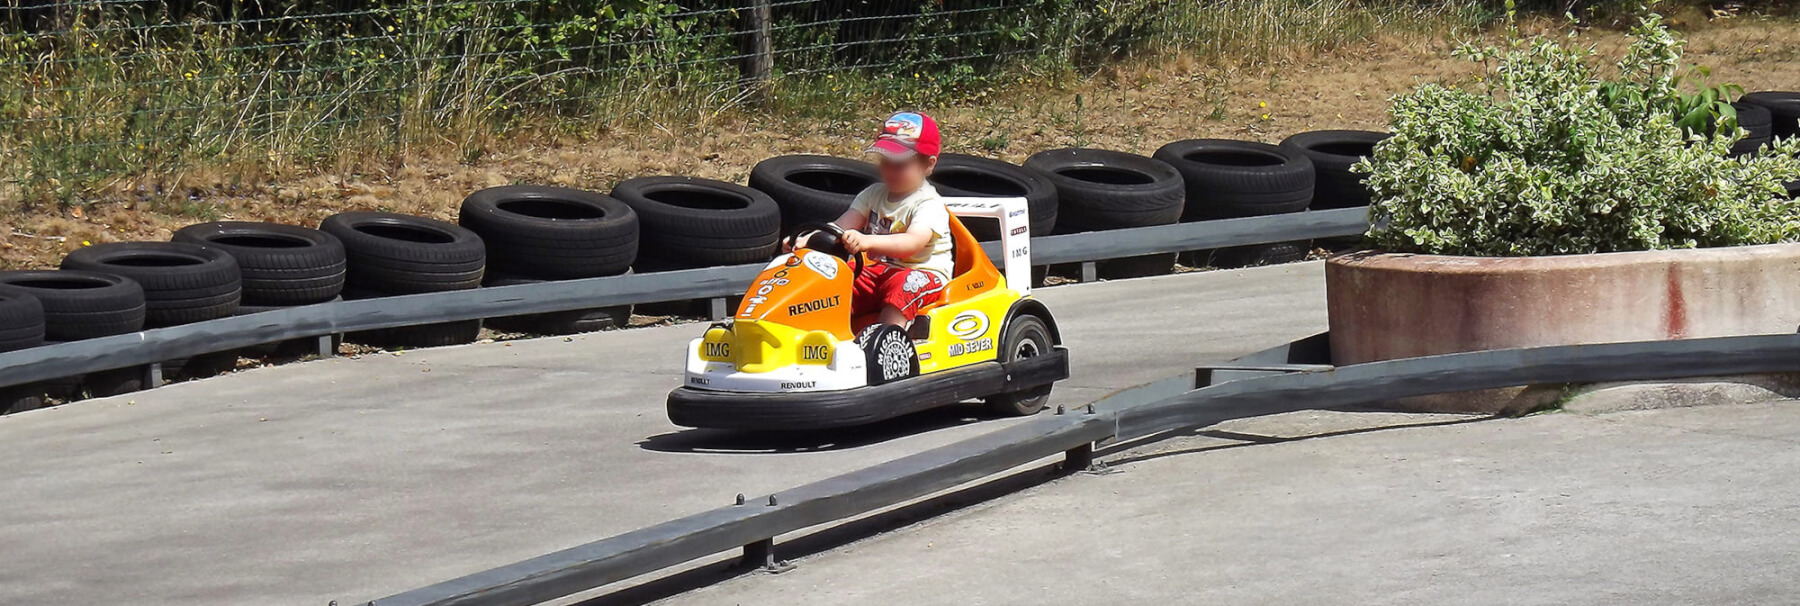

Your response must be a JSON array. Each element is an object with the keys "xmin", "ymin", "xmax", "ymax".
[{"xmin": 865, "ymin": 112, "xmax": 940, "ymax": 159}]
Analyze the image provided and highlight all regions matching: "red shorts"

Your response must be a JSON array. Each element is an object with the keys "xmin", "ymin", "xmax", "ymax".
[{"xmin": 852, "ymin": 262, "xmax": 946, "ymax": 320}]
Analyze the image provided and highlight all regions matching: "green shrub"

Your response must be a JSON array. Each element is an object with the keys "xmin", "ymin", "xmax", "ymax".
[{"xmin": 1358, "ymin": 14, "xmax": 1800, "ymax": 257}]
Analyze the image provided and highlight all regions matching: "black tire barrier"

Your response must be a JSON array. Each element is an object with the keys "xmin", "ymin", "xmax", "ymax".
[
  {"xmin": 482, "ymin": 272, "xmax": 632, "ymax": 336},
  {"xmin": 82, "ymin": 367, "xmax": 145, "ymax": 398},
  {"xmin": 747, "ymin": 155, "xmax": 878, "ymax": 233},
  {"xmin": 930, "ymin": 153, "xmax": 1058, "ymax": 242},
  {"xmin": 1155, "ymin": 139, "xmax": 1314, "ymax": 221},
  {"xmin": 0, "ymin": 270, "xmax": 146, "ymax": 341},
  {"xmin": 0, "ymin": 386, "xmax": 44, "ymax": 415},
  {"xmin": 1204, "ymin": 241, "xmax": 1311, "ymax": 268},
  {"xmin": 0, "ymin": 285, "xmax": 47, "ymax": 354},
  {"xmin": 1156, "ymin": 139, "xmax": 1315, "ymax": 270},
  {"xmin": 321, "ymin": 211, "xmax": 486, "ymax": 295},
  {"xmin": 1024, "ymin": 148, "xmax": 1183, "ymax": 280},
  {"xmin": 323, "ymin": 212, "xmax": 486, "ymax": 349},
  {"xmin": 1739, "ymin": 91, "xmax": 1800, "ymax": 139},
  {"xmin": 1725, "ymin": 102, "xmax": 1773, "ymax": 157},
  {"xmin": 459, "ymin": 186, "xmax": 639, "ymax": 280},
  {"xmin": 60, "ymin": 242, "xmax": 241, "ymax": 328},
  {"xmin": 1279, "ymin": 130, "xmax": 1388, "ymax": 210},
  {"xmin": 161, "ymin": 350, "xmax": 241, "ymax": 381},
  {"xmin": 0, "ymin": 285, "xmax": 47, "ymax": 414},
  {"xmin": 340, "ymin": 287, "xmax": 484, "ymax": 349},
  {"xmin": 173, "ymin": 221, "xmax": 347, "ymax": 306},
  {"xmin": 612, "ymin": 176, "xmax": 782, "ymax": 270}
]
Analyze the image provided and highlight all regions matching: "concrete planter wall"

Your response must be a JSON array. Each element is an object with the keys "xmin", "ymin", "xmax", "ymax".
[{"xmin": 1326, "ymin": 243, "xmax": 1800, "ymax": 413}]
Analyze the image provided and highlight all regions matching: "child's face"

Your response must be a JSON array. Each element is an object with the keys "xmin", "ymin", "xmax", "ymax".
[{"xmin": 877, "ymin": 155, "xmax": 935, "ymax": 194}]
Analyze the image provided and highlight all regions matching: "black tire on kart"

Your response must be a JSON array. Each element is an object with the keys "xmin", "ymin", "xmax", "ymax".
[
  {"xmin": 458, "ymin": 185, "xmax": 639, "ymax": 279},
  {"xmin": 612, "ymin": 176, "xmax": 783, "ymax": 270},
  {"xmin": 60, "ymin": 242, "xmax": 241, "ymax": 327},
  {"xmin": 1024, "ymin": 148, "xmax": 1184, "ymax": 280},
  {"xmin": 172, "ymin": 221, "xmax": 346, "ymax": 306},
  {"xmin": 860, "ymin": 324, "xmax": 919, "ymax": 387},
  {"xmin": 1279, "ymin": 130, "xmax": 1388, "ymax": 210},
  {"xmin": 748, "ymin": 155, "xmax": 879, "ymax": 233},
  {"xmin": 985, "ymin": 314, "xmax": 1054, "ymax": 416},
  {"xmin": 319, "ymin": 212, "xmax": 486, "ymax": 295},
  {"xmin": 930, "ymin": 153, "xmax": 1059, "ymax": 241},
  {"xmin": 1739, "ymin": 91, "xmax": 1800, "ymax": 139},
  {"xmin": 481, "ymin": 271, "xmax": 632, "ymax": 335},
  {"xmin": 0, "ymin": 270, "xmax": 146, "ymax": 341}
]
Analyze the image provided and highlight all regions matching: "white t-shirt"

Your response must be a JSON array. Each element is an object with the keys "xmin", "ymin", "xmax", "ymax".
[{"xmin": 847, "ymin": 183, "xmax": 954, "ymax": 279}]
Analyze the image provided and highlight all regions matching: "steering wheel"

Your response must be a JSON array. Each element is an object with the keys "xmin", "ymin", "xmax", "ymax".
[{"xmin": 786, "ymin": 222, "xmax": 864, "ymax": 277}]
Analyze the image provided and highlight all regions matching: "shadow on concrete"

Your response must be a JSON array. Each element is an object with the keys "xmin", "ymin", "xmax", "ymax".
[
  {"xmin": 1098, "ymin": 412, "xmax": 1497, "ymax": 466},
  {"xmin": 637, "ymin": 404, "xmax": 1000, "ymax": 454}
]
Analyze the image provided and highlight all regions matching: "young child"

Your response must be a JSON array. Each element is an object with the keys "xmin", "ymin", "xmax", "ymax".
[{"xmin": 832, "ymin": 111, "xmax": 954, "ymax": 331}]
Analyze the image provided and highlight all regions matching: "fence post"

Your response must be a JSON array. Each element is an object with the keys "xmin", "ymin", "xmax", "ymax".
[{"xmin": 739, "ymin": 0, "xmax": 774, "ymax": 103}]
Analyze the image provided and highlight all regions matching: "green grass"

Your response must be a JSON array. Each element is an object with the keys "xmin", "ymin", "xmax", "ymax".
[{"xmin": 0, "ymin": 0, "xmax": 1507, "ymax": 209}]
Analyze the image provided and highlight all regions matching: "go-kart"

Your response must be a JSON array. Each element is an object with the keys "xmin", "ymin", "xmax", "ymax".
[{"xmin": 665, "ymin": 197, "xmax": 1070, "ymax": 430}]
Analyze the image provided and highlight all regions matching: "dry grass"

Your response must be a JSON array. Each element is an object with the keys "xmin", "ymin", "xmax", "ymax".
[{"xmin": 5, "ymin": 12, "xmax": 1799, "ymax": 270}]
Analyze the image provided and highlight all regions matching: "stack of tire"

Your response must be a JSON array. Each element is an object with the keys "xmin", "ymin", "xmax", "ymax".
[
  {"xmin": 173, "ymin": 221, "xmax": 347, "ymax": 358},
  {"xmin": 1739, "ymin": 92, "xmax": 1800, "ymax": 142},
  {"xmin": 1282, "ymin": 129, "xmax": 1390, "ymax": 250},
  {"xmin": 1279, "ymin": 130, "xmax": 1388, "ymax": 210},
  {"xmin": 1154, "ymin": 139, "xmax": 1315, "ymax": 268},
  {"xmin": 748, "ymin": 155, "xmax": 877, "ymax": 233},
  {"xmin": 459, "ymin": 185, "xmax": 639, "ymax": 335},
  {"xmin": 1722, "ymin": 102, "xmax": 1773, "ymax": 158},
  {"xmin": 0, "ymin": 270, "xmax": 147, "ymax": 399},
  {"xmin": 614, "ymin": 176, "xmax": 780, "ymax": 315},
  {"xmin": 173, "ymin": 222, "xmax": 346, "ymax": 313},
  {"xmin": 0, "ymin": 286, "xmax": 46, "ymax": 414},
  {"xmin": 321, "ymin": 212, "xmax": 486, "ymax": 348},
  {"xmin": 1024, "ymin": 148, "xmax": 1184, "ymax": 279},
  {"xmin": 1743, "ymin": 92, "xmax": 1800, "ymax": 198},
  {"xmin": 62, "ymin": 242, "xmax": 243, "ymax": 379}
]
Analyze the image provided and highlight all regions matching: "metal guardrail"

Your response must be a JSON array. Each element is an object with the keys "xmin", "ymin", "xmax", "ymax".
[
  {"xmin": 0, "ymin": 207, "xmax": 1368, "ymax": 390},
  {"xmin": 360, "ymin": 332, "xmax": 1800, "ymax": 606}
]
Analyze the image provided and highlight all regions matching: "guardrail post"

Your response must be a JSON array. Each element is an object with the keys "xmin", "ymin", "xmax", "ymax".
[
  {"xmin": 140, "ymin": 362, "xmax": 163, "ymax": 389},
  {"xmin": 709, "ymin": 298, "xmax": 730, "ymax": 320},
  {"xmin": 1063, "ymin": 442, "xmax": 1094, "ymax": 471},
  {"xmin": 1079, "ymin": 262, "xmax": 1097, "ymax": 283},
  {"xmin": 315, "ymin": 335, "xmax": 336, "ymax": 358}
]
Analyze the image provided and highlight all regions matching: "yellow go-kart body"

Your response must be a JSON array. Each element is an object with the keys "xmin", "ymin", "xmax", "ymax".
[{"xmin": 666, "ymin": 197, "xmax": 1069, "ymax": 430}]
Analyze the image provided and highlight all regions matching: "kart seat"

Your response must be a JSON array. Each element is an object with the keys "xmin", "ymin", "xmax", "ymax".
[{"xmin": 922, "ymin": 213, "xmax": 1001, "ymax": 310}]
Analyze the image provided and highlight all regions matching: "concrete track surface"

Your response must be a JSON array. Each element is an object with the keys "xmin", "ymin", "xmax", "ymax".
[
  {"xmin": 664, "ymin": 401, "xmax": 1800, "ymax": 606},
  {"xmin": 0, "ymin": 262, "xmax": 1328, "ymax": 606}
]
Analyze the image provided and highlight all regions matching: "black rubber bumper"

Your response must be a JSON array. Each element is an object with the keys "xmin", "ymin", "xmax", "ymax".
[{"xmin": 667, "ymin": 347, "xmax": 1070, "ymax": 430}]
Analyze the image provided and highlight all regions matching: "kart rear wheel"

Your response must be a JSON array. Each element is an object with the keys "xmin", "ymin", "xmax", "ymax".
[{"xmin": 987, "ymin": 315, "xmax": 1054, "ymax": 416}]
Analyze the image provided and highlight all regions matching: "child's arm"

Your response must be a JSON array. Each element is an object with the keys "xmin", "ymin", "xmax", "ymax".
[
  {"xmin": 844, "ymin": 222, "xmax": 932, "ymax": 258},
  {"xmin": 832, "ymin": 207, "xmax": 868, "ymax": 231}
]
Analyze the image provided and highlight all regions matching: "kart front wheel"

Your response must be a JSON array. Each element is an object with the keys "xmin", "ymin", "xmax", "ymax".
[{"xmin": 986, "ymin": 315, "xmax": 1055, "ymax": 416}]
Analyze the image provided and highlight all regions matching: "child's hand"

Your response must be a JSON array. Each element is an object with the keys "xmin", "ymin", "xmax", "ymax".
[{"xmin": 841, "ymin": 229, "xmax": 869, "ymax": 254}]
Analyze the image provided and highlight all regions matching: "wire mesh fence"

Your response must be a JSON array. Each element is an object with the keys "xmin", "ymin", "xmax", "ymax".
[{"xmin": 0, "ymin": 0, "xmax": 1188, "ymax": 202}]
